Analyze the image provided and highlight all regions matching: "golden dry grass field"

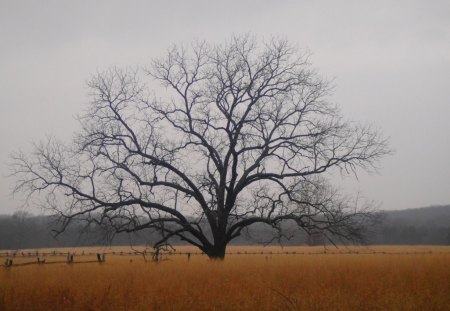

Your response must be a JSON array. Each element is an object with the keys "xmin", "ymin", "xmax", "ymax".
[{"xmin": 1, "ymin": 246, "xmax": 449, "ymax": 311}]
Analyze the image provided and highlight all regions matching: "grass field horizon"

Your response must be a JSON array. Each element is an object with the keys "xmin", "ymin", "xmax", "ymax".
[{"xmin": 1, "ymin": 245, "xmax": 449, "ymax": 310}]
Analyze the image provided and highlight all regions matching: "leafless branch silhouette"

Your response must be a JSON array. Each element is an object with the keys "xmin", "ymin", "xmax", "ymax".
[{"xmin": 11, "ymin": 35, "xmax": 391, "ymax": 259}]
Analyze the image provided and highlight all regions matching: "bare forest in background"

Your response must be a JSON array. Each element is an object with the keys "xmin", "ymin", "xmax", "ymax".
[{"xmin": 0, "ymin": 205, "xmax": 448, "ymax": 250}]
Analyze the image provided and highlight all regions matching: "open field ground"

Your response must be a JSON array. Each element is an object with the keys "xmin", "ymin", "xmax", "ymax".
[{"xmin": 1, "ymin": 246, "xmax": 449, "ymax": 311}]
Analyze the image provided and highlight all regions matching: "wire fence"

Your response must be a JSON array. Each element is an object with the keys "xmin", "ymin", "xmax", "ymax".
[
  {"xmin": 2, "ymin": 250, "xmax": 447, "ymax": 257},
  {"xmin": 1, "ymin": 248, "xmax": 448, "ymax": 268}
]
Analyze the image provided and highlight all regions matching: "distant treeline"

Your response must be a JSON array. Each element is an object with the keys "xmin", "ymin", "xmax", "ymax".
[
  {"xmin": 0, "ymin": 205, "xmax": 449, "ymax": 250},
  {"xmin": 368, "ymin": 205, "xmax": 450, "ymax": 245}
]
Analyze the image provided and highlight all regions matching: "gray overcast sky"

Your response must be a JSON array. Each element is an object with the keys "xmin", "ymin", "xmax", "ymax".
[{"xmin": 1, "ymin": 0, "xmax": 449, "ymax": 214}]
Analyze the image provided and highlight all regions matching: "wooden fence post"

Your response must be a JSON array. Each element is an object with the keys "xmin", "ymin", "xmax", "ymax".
[{"xmin": 97, "ymin": 253, "xmax": 105, "ymax": 263}]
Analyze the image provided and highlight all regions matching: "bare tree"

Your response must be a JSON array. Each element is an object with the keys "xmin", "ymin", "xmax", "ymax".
[{"xmin": 12, "ymin": 36, "xmax": 391, "ymax": 259}]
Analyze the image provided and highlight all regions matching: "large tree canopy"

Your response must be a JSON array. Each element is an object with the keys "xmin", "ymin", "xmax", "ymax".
[{"xmin": 12, "ymin": 36, "xmax": 390, "ymax": 259}]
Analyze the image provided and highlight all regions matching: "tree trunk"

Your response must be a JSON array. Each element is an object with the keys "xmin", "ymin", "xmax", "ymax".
[{"xmin": 205, "ymin": 243, "xmax": 227, "ymax": 260}]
